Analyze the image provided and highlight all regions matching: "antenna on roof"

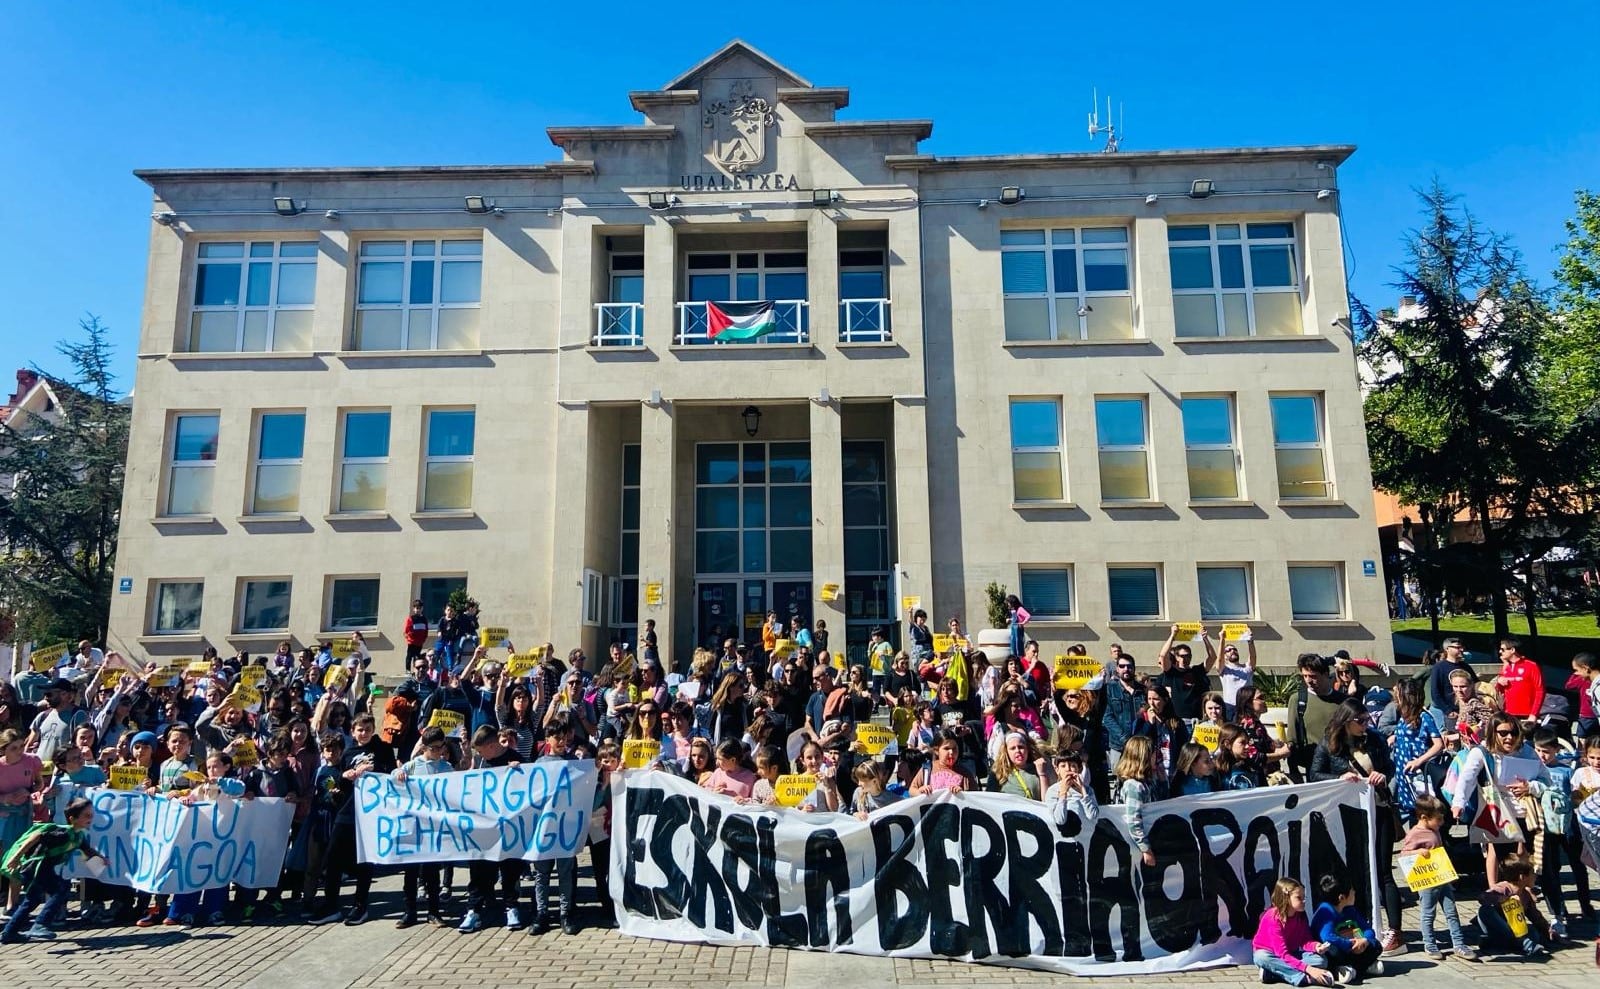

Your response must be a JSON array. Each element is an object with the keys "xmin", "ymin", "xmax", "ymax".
[{"xmin": 1088, "ymin": 88, "xmax": 1122, "ymax": 153}]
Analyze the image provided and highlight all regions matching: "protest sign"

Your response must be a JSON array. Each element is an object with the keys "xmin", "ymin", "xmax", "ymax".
[
  {"xmin": 483, "ymin": 626, "xmax": 510, "ymax": 649},
  {"xmin": 623, "ymin": 739, "xmax": 661, "ymax": 770},
  {"xmin": 60, "ymin": 786, "xmax": 294, "ymax": 894},
  {"xmin": 646, "ymin": 582, "xmax": 664, "ymax": 606},
  {"xmin": 1174, "ymin": 623, "xmax": 1205, "ymax": 642},
  {"xmin": 99, "ymin": 668, "xmax": 125, "ymax": 690},
  {"xmin": 854, "ymin": 724, "xmax": 896, "ymax": 755},
  {"xmin": 612, "ymin": 775, "xmax": 1376, "ymax": 976},
  {"xmin": 109, "ymin": 766, "xmax": 147, "ymax": 791},
  {"xmin": 29, "ymin": 642, "xmax": 69, "ymax": 673},
  {"xmin": 354, "ymin": 759, "xmax": 596, "ymax": 865},
  {"xmin": 237, "ymin": 665, "xmax": 268, "ymax": 688},
  {"xmin": 1398, "ymin": 848, "xmax": 1457, "ymax": 891},
  {"xmin": 932, "ymin": 634, "xmax": 953, "ymax": 655},
  {"xmin": 819, "ymin": 582, "xmax": 839, "ymax": 603},
  {"xmin": 1192, "ymin": 725, "xmax": 1221, "ymax": 752},
  {"xmin": 427, "ymin": 710, "xmax": 465, "ymax": 735},
  {"xmin": 186, "ymin": 660, "xmax": 213, "ymax": 677},
  {"xmin": 772, "ymin": 774, "xmax": 817, "ymax": 808},
  {"xmin": 506, "ymin": 650, "xmax": 542, "ymax": 677},
  {"xmin": 329, "ymin": 638, "xmax": 354, "ymax": 659},
  {"xmin": 146, "ymin": 664, "xmax": 180, "ymax": 688},
  {"xmin": 231, "ymin": 738, "xmax": 260, "ymax": 770},
  {"xmin": 323, "ymin": 664, "xmax": 350, "ymax": 690},
  {"xmin": 771, "ymin": 639, "xmax": 795, "ymax": 659},
  {"xmin": 901, "ymin": 596, "xmax": 922, "ymax": 614},
  {"xmin": 1053, "ymin": 655, "xmax": 1099, "ymax": 690},
  {"xmin": 229, "ymin": 684, "xmax": 263, "ymax": 713},
  {"xmin": 1220, "ymin": 623, "xmax": 1252, "ymax": 642}
]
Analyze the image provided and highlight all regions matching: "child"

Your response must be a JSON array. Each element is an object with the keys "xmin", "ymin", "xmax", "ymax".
[
  {"xmin": 1114, "ymin": 736, "xmax": 1158, "ymax": 867},
  {"xmin": 1311, "ymin": 874, "xmax": 1382, "ymax": 981},
  {"xmin": 0, "ymin": 797, "xmax": 104, "ymax": 943},
  {"xmin": 157, "ymin": 723, "xmax": 198, "ymax": 793},
  {"xmin": 745, "ymin": 745, "xmax": 781, "ymax": 806},
  {"xmin": 1215, "ymin": 725, "xmax": 1259, "ymax": 790},
  {"xmin": 588, "ymin": 740, "xmax": 619, "ymax": 926},
  {"xmin": 852, "ymin": 761, "xmax": 902, "ymax": 818},
  {"xmin": 305, "ymin": 731, "xmax": 363, "ymax": 926},
  {"xmin": 1170, "ymin": 741, "xmax": 1218, "ymax": 796},
  {"xmin": 239, "ymin": 731, "xmax": 303, "ymax": 921},
  {"xmin": 1253, "ymin": 877, "xmax": 1336, "ymax": 986},
  {"xmin": 1045, "ymin": 749, "xmax": 1099, "ymax": 827},
  {"xmin": 166, "ymin": 752, "xmax": 242, "ymax": 926},
  {"xmin": 393, "ymin": 727, "xmax": 453, "ymax": 929},
  {"xmin": 1528, "ymin": 730, "xmax": 1593, "ymax": 931},
  {"xmin": 528, "ymin": 717, "xmax": 579, "ymax": 936},
  {"xmin": 1475, "ymin": 854, "xmax": 1550, "ymax": 957},
  {"xmin": 1400, "ymin": 795, "xmax": 1477, "ymax": 961}
]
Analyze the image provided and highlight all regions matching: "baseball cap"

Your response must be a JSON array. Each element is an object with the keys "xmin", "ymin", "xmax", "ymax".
[{"xmin": 48, "ymin": 677, "xmax": 76, "ymax": 694}]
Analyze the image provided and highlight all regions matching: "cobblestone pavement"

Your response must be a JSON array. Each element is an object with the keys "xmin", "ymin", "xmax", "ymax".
[{"xmin": 0, "ymin": 863, "xmax": 1594, "ymax": 989}]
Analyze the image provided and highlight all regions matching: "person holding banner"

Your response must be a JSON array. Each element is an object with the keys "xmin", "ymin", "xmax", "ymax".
[
  {"xmin": 1401, "ymin": 796, "xmax": 1478, "ymax": 961},
  {"xmin": 1045, "ymin": 748, "xmax": 1098, "ymax": 825},
  {"xmin": 461, "ymin": 726, "xmax": 524, "ymax": 933},
  {"xmin": 392, "ymin": 727, "xmax": 455, "ymax": 929},
  {"xmin": 1311, "ymin": 701, "xmax": 1404, "ymax": 954},
  {"xmin": 527, "ymin": 717, "xmax": 580, "ymax": 937}
]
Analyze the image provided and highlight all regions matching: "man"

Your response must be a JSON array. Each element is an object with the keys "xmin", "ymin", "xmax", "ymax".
[
  {"xmin": 402, "ymin": 600, "xmax": 431, "ymax": 667},
  {"xmin": 1156, "ymin": 624, "xmax": 1214, "ymax": 721},
  {"xmin": 1292, "ymin": 654, "xmax": 1346, "ymax": 778},
  {"xmin": 1019, "ymin": 640, "xmax": 1052, "ymax": 706},
  {"xmin": 717, "ymin": 639, "xmax": 740, "ymax": 676},
  {"xmin": 1494, "ymin": 637, "xmax": 1544, "ymax": 723},
  {"xmin": 805, "ymin": 666, "xmax": 849, "ymax": 734},
  {"xmin": 566, "ymin": 648, "xmax": 594, "ymax": 693},
  {"xmin": 65, "ymin": 640, "xmax": 104, "ymax": 676},
  {"xmin": 1427, "ymin": 638, "xmax": 1475, "ymax": 727},
  {"xmin": 1094, "ymin": 654, "xmax": 1145, "ymax": 774},
  {"xmin": 866, "ymin": 627, "xmax": 894, "ymax": 694},
  {"xmin": 27, "ymin": 678, "xmax": 90, "ymax": 764}
]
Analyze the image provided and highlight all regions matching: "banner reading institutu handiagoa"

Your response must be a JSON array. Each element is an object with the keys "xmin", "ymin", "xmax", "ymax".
[{"xmin": 610, "ymin": 775, "xmax": 1378, "ymax": 976}]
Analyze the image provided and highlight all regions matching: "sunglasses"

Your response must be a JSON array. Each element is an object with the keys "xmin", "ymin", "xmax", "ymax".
[
  {"xmin": 1494, "ymin": 729, "xmax": 1516, "ymax": 737},
  {"xmin": 1117, "ymin": 663, "xmax": 1134, "ymax": 670}
]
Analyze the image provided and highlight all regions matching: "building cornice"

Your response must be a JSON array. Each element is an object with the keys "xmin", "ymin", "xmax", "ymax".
[
  {"xmin": 886, "ymin": 144, "xmax": 1356, "ymax": 172},
  {"xmin": 628, "ymin": 90, "xmax": 700, "ymax": 111},
  {"xmin": 778, "ymin": 86, "xmax": 849, "ymax": 109},
  {"xmin": 547, "ymin": 125, "xmax": 677, "ymax": 149},
  {"xmin": 134, "ymin": 162, "xmax": 590, "ymax": 185},
  {"xmin": 806, "ymin": 120, "xmax": 932, "ymax": 140}
]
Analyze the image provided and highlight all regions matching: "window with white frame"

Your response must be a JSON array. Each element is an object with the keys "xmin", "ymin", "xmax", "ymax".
[
  {"xmin": 165, "ymin": 413, "xmax": 219, "ymax": 516},
  {"xmin": 189, "ymin": 241, "xmax": 316, "ymax": 352},
  {"xmin": 326, "ymin": 577, "xmax": 380, "ymax": 631},
  {"xmin": 354, "ymin": 239, "xmax": 482, "ymax": 351},
  {"xmin": 1095, "ymin": 397, "xmax": 1151, "ymax": 501},
  {"xmin": 152, "ymin": 580, "xmax": 204, "ymax": 634},
  {"xmin": 1107, "ymin": 565, "xmax": 1163, "ymax": 621},
  {"xmin": 250, "ymin": 411, "xmax": 305, "ymax": 514},
  {"xmin": 1009, "ymin": 398, "xmax": 1064, "ymax": 501},
  {"xmin": 1197, "ymin": 564, "xmax": 1253, "ymax": 620},
  {"xmin": 239, "ymin": 578, "xmax": 292, "ymax": 633},
  {"xmin": 337, "ymin": 410, "xmax": 390, "ymax": 513},
  {"xmin": 1001, "ymin": 226, "xmax": 1134, "ymax": 341},
  {"xmin": 422, "ymin": 408, "xmax": 476, "ymax": 511},
  {"xmin": 1288, "ymin": 564, "xmax": 1345, "ymax": 620},
  {"xmin": 1269, "ymin": 393, "xmax": 1332, "ymax": 499},
  {"xmin": 1181, "ymin": 395, "xmax": 1241, "ymax": 500},
  {"xmin": 1168, "ymin": 221, "xmax": 1303, "ymax": 337},
  {"xmin": 582, "ymin": 569, "xmax": 603, "ymax": 627},
  {"xmin": 1019, "ymin": 567, "xmax": 1073, "ymax": 620}
]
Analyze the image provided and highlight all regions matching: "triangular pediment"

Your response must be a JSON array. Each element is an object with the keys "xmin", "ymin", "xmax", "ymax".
[{"xmin": 661, "ymin": 39, "xmax": 811, "ymax": 90}]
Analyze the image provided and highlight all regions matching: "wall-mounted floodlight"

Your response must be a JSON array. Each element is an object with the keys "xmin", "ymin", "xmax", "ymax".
[
  {"xmin": 464, "ymin": 195, "xmax": 494, "ymax": 214},
  {"xmin": 273, "ymin": 197, "xmax": 302, "ymax": 216},
  {"xmin": 1188, "ymin": 179, "xmax": 1215, "ymax": 199},
  {"xmin": 998, "ymin": 187, "xmax": 1025, "ymax": 206}
]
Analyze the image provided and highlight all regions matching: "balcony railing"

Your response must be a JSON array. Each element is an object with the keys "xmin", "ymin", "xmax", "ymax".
[
  {"xmin": 593, "ymin": 302, "xmax": 644, "ymax": 346},
  {"xmin": 839, "ymin": 298, "xmax": 892, "ymax": 343},
  {"xmin": 674, "ymin": 301, "xmax": 809, "ymax": 345}
]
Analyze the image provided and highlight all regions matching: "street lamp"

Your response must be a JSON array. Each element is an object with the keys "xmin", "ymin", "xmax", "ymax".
[{"xmin": 741, "ymin": 405, "xmax": 762, "ymax": 437}]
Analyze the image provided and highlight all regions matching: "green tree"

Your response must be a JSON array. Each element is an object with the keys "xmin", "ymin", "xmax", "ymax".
[
  {"xmin": 1358, "ymin": 184, "xmax": 1567, "ymax": 639},
  {"xmin": 0, "ymin": 317, "xmax": 129, "ymax": 644}
]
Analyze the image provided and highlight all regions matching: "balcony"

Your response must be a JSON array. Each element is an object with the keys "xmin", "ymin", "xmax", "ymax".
[
  {"xmin": 593, "ymin": 302, "xmax": 644, "ymax": 346},
  {"xmin": 839, "ymin": 298, "xmax": 892, "ymax": 343},
  {"xmin": 675, "ymin": 301, "xmax": 809, "ymax": 346}
]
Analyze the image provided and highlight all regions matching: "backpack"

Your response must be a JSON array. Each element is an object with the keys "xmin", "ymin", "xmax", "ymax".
[{"xmin": 381, "ymin": 694, "xmax": 417, "ymax": 746}]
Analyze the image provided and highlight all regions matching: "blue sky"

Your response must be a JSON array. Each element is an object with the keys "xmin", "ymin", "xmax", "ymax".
[{"xmin": 3, "ymin": 1, "xmax": 1597, "ymax": 392}]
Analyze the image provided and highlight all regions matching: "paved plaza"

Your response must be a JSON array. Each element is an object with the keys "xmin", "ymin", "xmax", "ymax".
[{"xmin": 0, "ymin": 858, "xmax": 1595, "ymax": 989}]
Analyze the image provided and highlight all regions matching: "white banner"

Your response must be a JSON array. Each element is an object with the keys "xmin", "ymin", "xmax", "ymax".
[
  {"xmin": 611, "ymin": 774, "xmax": 1376, "ymax": 976},
  {"xmin": 355, "ymin": 759, "xmax": 597, "ymax": 865},
  {"xmin": 59, "ymin": 786, "xmax": 294, "ymax": 894}
]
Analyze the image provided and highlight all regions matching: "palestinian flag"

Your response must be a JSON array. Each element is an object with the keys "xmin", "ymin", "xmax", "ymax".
[{"xmin": 706, "ymin": 300, "xmax": 778, "ymax": 341}]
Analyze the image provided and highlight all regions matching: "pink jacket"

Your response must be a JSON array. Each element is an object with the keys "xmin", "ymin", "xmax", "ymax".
[{"xmin": 1253, "ymin": 908, "xmax": 1318, "ymax": 971}]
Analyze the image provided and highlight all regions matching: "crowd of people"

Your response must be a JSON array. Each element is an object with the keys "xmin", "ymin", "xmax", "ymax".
[{"xmin": 0, "ymin": 608, "xmax": 1597, "ymax": 982}]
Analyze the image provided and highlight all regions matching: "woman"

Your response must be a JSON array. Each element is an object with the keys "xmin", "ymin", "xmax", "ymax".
[
  {"xmin": 983, "ymin": 683, "xmax": 1043, "ymax": 759},
  {"xmin": 639, "ymin": 663, "xmax": 668, "ymax": 711},
  {"xmin": 1005, "ymin": 594, "xmax": 1030, "ymax": 660},
  {"xmin": 1310, "ymin": 700, "xmax": 1403, "ymax": 952},
  {"xmin": 1058, "ymin": 684, "xmax": 1109, "ymax": 803},
  {"xmin": 1234, "ymin": 685, "xmax": 1289, "ymax": 778},
  {"xmin": 1390, "ymin": 678, "xmax": 1445, "ymax": 824},
  {"xmin": 708, "ymin": 672, "xmax": 751, "ymax": 745},
  {"xmin": 0, "ymin": 729, "xmax": 44, "ymax": 913},
  {"xmin": 1134, "ymin": 682, "xmax": 1189, "ymax": 787},
  {"xmin": 1449, "ymin": 713, "xmax": 1540, "ymax": 886},
  {"xmin": 628, "ymin": 701, "xmax": 665, "ymax": 745},
  {"xmin": 844, "ymin": 666, "xmax": 875, "ymax": 724},
  {"xmin": 683, "ymin": 737, "xmax": 715, "ymax": 785},
  {"xmin": 884, "ymin": 652, "xmax": 921, "ymax": 704},
  {"xmin": 496, "ymin": 683, "xmax": 539, "ymax": 761},
  {"xmin": 987, "ymin": 731, "xmax": 1049, "ymax": 800}
]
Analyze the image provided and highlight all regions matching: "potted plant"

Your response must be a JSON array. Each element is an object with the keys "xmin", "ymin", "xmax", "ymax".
[
  {"xmin": 1253, "ymin": 670, "xmax": 1300, "ymax": 744},
  {"xmin": 975, "ymin": 581, "xmax": 1013, "ymax": 661}
]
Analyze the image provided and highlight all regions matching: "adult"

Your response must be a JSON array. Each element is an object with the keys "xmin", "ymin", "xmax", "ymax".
[
  {"xmin": 1134, "ymin": 682, "xmax": 1190, "ymax": 787},
  {"xmin": 1493, "ymin": 638, "xmax": 1544, "ymax": 723},
  {"xmin": 1389, "ymin": 679, "xmax": 1445, "ymax": 824},
  {"xmin": 1450, "ymin": 713, "xmax": 1541, "ymax": 887},
  {"xmin": 26, "ymin": 678, "xmax": 90, "ymax": 765},
  {"xmin": 1215, "ymin": 628, "xmax": 1258, "ymax": 718},
  {"xmin": 907, "ymin": 609, "xmax": 934, "ymax": 667},
  {"xmin": 1291, "ymin": 654, "xmax": 1345, "ymax": 780},
  {"xmin": 1427, "ymin": 638, "xmax": 1475, "ymax": 728},
  {"xmin": 1156, "ymin": 625, "xmax": 1213, "ymax": 721},
  {"xmin": 1094, "ymin": 654, "xmax": 1145, "ymax": 777}
]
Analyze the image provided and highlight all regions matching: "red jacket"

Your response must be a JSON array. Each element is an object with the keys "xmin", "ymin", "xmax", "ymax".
[
  {"xmin": 1497, "ymin": 656, "xmax": 1544, "ymax": 719},
  {"xmin": 403, "ymin": 613, "xmax": 431, "ymax": 647}
]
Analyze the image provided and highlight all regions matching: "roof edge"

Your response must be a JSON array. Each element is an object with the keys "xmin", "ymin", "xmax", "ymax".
[
  {"xmin": 806, "ymin": 119, "xmax": 932, "ymax": 141},
  {"xmin": 133, "ymin": 163, "xmax": 587, "ymax": 185},
  {"xmin": 886, "ymin": 144, "xmax": 1357, "ymax": 172}
]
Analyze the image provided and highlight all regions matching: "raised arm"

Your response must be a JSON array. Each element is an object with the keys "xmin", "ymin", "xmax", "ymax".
[{"xmin": 1158, "ymin": 624, "xmax": 1178, "ymax": 664}]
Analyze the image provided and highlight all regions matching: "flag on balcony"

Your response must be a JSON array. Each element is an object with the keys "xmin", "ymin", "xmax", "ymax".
[{"xmin": 706, "ymin": 300, "xmax": 777, "ymax": 341}]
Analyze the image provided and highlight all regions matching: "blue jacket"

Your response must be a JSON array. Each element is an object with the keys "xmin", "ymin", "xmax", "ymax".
[{"xmin": 1312, "ymin": 902, "xmax": 1376, "ymax": 953}]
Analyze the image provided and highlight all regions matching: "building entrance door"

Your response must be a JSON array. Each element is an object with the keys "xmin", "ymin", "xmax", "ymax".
[
  {"xmin": 771, "ymin": 580, "xmax": 811, "ymax": 627},
  {"xmin": 696, "ymin": 581, "xmax": 737, "ymax": 652}
]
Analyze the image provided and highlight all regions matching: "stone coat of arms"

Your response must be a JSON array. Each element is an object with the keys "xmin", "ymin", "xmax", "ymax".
[{"xmin": 704, "ymin": 80, "xmax": 774, "ymax": 174}]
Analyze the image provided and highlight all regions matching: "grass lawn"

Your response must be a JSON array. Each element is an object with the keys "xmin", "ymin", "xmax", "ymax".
[{"xmin": 1393, "ymin": 609, "xmax": 1599, "ymax": 640}]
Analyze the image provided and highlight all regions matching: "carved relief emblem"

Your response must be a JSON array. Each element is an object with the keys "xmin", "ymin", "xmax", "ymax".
[{"xmin": 703, "ymin": 80, "xmax": 773, "ymax": 174}]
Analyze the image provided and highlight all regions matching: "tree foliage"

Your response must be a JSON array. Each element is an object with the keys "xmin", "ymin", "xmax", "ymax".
[{"xmin": 0, "ymin": 316, "xmax": 129, "ymax": 644}]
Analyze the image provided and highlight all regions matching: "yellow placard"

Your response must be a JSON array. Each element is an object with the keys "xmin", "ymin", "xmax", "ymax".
[
  {"xmin": 744, "ymin": 612, "xmax": 763, "ymax": 630},
  {"xmin": 1220, "ymin": 623, "xmax": 1253, "ymax": 642},
  {"xmin": 773, "ymin": 774, "xmax": 818, "ymax": 808},
  {"xmin": 932, "ymin": 634, "xmax": 954, "ymax": 655},
  {"xmin": 428, "ymin": 709, "xmax": 465, "ymax": 735},
  {"xmin": 819, "ymin": 582, "xmax": 840, "ymax": 603},
  {"xmin": 323, "ymin": 665, "xmax": 350, "ymax": 690},
  {"xmin": 99, "ymin": 668, "xmax": 125, "ymax": 690},
  {"xmin": 109, "ymin": 765, "xmax": 147, "ymax": 791},
  {"xmin": 622, "ymin": 739, "xmax": 661, "ymax": 769},
  {"xmin": 181, "ymin": 770, "xmax": 209, "ymax": 784},
  {"xmin": 645, "ymin": 581, "xmax": 664, "ymax": 606},
  {"xmin": 146, "ymin": 664, "xmax": 180, "ymax": 688},
  {"xmin": 30, "ymin": 642, "xmax": 69, "ymax": 672},
  {"xmin": 1193, "ymin": 724, "xmax": 1221, "ymax": 752},
  {"xmin": 230, "ymin": 738, "xmax": 260, "ymax": 770},
  {"xmin": 187, "ymin": 660, "xmax": 213, "ymax": 676},
  {"xmin": 855, "ymin": 724, "xmax": 895, "ymax": 755},
  {"xmin": 901, "ymin": 596, "xmax": 922, "ymax": 614},
  {"xmin": 771, "ymin": 639, "xmax": 795, "ymax": 659},
  {"xmin": 330, "ymin": 638, "xmax": 355, "ymax": 660},
  {"xmin": 229, "ymin": 684, "xmax": 263, "ymax": 713},
  {"xmin": 483, "ymin": 626, "xmax": 510, "ymax": 648},
  {"xmin": 1174, "ymin": 623, "xmax": 1205, "ymax": 641},
  {"xmin": 1399, "ymin": 848, "xmax": 1459, "ymax": 892},
  {"xmin": 1500, "ymin": 891, "xmax": 1528, "ymax": 937},
  {"xmin": 1053, "ymin": 655, "xmax": 1100, "ymax": 690},
  {"xmin": 237, "ymin": 665, "xmax": 268, "ymax": 687},
  {"xmin": 506, "ymin": 650, "xmax": 543, "ymax": 677}
]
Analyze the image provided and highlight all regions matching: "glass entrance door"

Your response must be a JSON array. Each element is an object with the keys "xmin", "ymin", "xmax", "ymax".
[
  {"xmin": 696, "ymin": 582, "xmax": 737, "ymax": 652},
  {"xmin": 771, "ymin": 580, "xmax": 811, "ymax": 628}
]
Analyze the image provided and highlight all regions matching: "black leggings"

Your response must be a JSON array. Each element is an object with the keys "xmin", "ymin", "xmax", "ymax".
[{"xmin": 1374, "ymin": 810, "xmax": 1402, "ymax": 932}]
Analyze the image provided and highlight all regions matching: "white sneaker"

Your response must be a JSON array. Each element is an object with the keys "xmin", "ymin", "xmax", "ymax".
[
  {"xmin": 1335, "ymin": 966, "xmax": 1357, "ymax": 986},
  {"xmin": 505, "ymin": 907, "xmax": 521, "ymax": 930},
  {"xmin": 458, "ymin": 909, "xmax": 481, "ymax": 933},
  {"xmin": 1369, "ymin": 960, "xmax": 1384, "ymax": 977}
]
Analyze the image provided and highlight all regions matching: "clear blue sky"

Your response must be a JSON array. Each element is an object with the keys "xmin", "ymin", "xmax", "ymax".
[{"xmin": 3, "ymin": 1, "xmax": 1597, "ymax": 392}]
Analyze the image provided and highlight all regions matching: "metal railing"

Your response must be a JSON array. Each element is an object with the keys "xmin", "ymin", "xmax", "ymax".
[
  {"xmin": 839, "ymin": 298, "xmax": 892, "ymax": 343},
  {"xmin": 674, "ymin": 301, "xmax": 809, "ymax": 345},
  {"xmin": 592, "ymin": 302, "xmax": 644, "ymax": 346}
]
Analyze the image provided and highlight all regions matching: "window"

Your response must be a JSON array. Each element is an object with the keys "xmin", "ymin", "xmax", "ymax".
[
  {"xmin": 1019, "ymin": 567, "xmax": 1073, "ymax": 620},
  {"xmin": 680, "ymin": 251, "xmax": 809, "ymax": 344},
  {"xmin": 165, "ymin": 413, "xmax": 219, "ymax": 516},
  {"xmin": 582, "ymin": 569, "xmax": 603, "ymax": 627},
  {"xmin": 1108, "ymin": 566, "xmax": 1163, "ymax": 621},
  {"xmin": 610, "ymin": 253, "xmax": 643, "ymax": 304},
  {"xmin": 839, "ymin": 248, "xmax": 890, "ymax": 342},
  {"xmin": 695, "ymin": 442, "xmax": 812, "ymax": 575},
  {"xmin": 1009, "ymin": 399, "xmax": 1064, "ymax": 501},
  {"xmin": 354, "ymin": 239, "xmax": 481, "ymax": 350},
  {"xmin": 189, "ymin": 241, "xmax": 316, "ymax": 352},
  {"xmin": 1182, "ymin": 396, "xmax": 1240, "ymax": 499},
  {"xmin": 422, "ymin": 409, "xmax": 476, "ymax": 511},
  {"xmin": 1095, "ymin": 397, "xmax": 1151, "ymax": 501},
  {"xmin": 239, "ymin": 578, "xmax": 292, "ymax": 633},
  {"xmin": 416, "ymin": 575, "xmax": 466, "ymax": 623},
  {"xmin": 338, "ymin": 410, "xmax": 391, "ymax": 513},
  {"xmin": 1288, "ymin": 564, "xmax": 1345, "ymax": 620},
  {"xmin": 152, "ymin": 581, "xmax": 204, "ymax": 634},
  {"xmin": 1001, "ymin": 227, "xmax": 1134, "ymax": 340},
  {"xmin": 327, "ymin": 577, "xmax": 380, "ymax": 631},
  {"xmin": 1269, "ymin": 394, "xmax": 1331, "ymax": 498},
  {"xmin": 251, "ymin": 412, "xmax": 305, "ymax": 514},
  {"xmin": 843, "ymin": 440, "xmax": 892, "ymax": 649},
  {"xmin": 615, "ymin": 445, "xmax": 641, "ymax": 641},
  {"xmin": 1197, "ymin": 564, "xmax": 1253, "ymax": 620},
  {"xmin": 1169, "ymin": 222, "xmax": 1303, "ymax": 337}
]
